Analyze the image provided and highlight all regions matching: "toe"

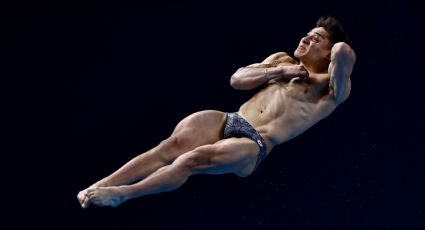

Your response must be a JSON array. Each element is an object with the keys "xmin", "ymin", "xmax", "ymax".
[
  {"xmin": 77, "ymin": 190, "xmax": 86, "ymax": 203},
  {"xmin": 82, "ymin": 190, "xmax": 94, "ymax": 208},
  {"xmin": 82, "ymin": 196, "xmax": 91, "ymax": 209}
]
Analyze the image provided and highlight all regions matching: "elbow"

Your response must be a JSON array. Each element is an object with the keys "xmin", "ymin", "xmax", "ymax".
[
  {"xmin": 335, "ymin": 79, "xmax": 351, "ymax": 105},
  {"xmin": 230, "ymin": 67, "xmax": 260, "ymax": 90},
  {"xmin": 230, "ymin": 71, "xmax": 245, "ymax": 90},
  {"xmin": 230, "ymin": 74, "xmax": 252, "ymax": 90},
  {"xmin": 335, "ymin": 92, "xmax": 348, "ymax": 105},
  {"xmin": 230, "ymin": 75, "xmax": 242, "ymax": 90}
]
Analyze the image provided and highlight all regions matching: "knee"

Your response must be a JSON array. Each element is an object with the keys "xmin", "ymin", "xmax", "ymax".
[
  {"xmin": 174, "ymin": 148, "xmax": 211, "ymax": 172},
  {"xmin": 163, "ymin": 134, "xmax": 192, "ymax": 151},
  {"xmin": 158, "ymin": 135, "xmax": 191, "ymax": 162},
  {"xmin": 175, "ymin": 151, "xmax": 198, "ymax": 169}
]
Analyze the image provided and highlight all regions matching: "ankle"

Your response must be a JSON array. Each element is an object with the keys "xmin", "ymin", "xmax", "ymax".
[{"xmin": 117, "ymin": 185, "xmax": 132, "ymax": 202}]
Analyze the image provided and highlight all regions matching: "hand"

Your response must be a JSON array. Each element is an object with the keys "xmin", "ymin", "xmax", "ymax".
[{"xmin": 284, "ymin": 65, "xmax": 309, "ymax": 81}]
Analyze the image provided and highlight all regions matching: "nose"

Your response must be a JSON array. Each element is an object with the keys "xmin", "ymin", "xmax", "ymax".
[{"xmin": 301, "ymin": 36, "xmax": 310, "ymax": 44}]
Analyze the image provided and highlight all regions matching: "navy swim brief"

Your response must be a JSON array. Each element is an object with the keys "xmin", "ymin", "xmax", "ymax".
[{"xmin": 223, "ymin": 112, "xmax": 267, "ymax": 170}]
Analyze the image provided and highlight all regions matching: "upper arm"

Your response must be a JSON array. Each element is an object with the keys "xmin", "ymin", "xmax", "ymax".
[
  {"xmin": 328, "ymin": 43, "xmax": 356, "ymax": 105},
  {"xmin": 261, "ymin": 52, "xmax": 298, "ymax": 66},
  {"xmin": 245, "ymin": 52, "xmax": 297, "ymax": 68}
]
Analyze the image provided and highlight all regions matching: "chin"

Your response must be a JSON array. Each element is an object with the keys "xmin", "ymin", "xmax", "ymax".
[{"xmin": 294, "ymin": 52, "xmax": 305, "ymax": 61}]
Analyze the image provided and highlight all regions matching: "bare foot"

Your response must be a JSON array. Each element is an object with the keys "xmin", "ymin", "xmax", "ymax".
[
  {"xmin": 77, "ymin": 179, "xmax": 112, "ymax": 207},
  {"xmin": 80, "ymin": 186, "xmax": 125, "ymax": 208},
  {"xmin": 77, "ymin": 184, "xmax": 97, "ymax": 207}
]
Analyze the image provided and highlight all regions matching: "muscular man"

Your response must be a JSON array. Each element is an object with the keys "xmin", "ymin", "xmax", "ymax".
[{"xmin": 77, "ymin": 16, "xmax": 356, "ymax": 208}]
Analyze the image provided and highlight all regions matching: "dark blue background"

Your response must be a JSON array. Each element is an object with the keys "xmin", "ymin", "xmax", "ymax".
[{"xmin": 5, "ymin": 1, "xmax": 424, "ymax": 229}]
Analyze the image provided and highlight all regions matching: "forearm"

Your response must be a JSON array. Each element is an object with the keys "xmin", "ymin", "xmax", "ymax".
[{"xmin": 230, "ymin": 65, "xmax": 284, "ymax": 90}]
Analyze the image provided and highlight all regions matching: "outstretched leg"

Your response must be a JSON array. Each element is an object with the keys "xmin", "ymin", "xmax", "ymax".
[
  {"xmin": 77, "ymin": 110, "xmax": 227, "ymax": 205},
  {"xmin": 80, "ymin": 138, "xmax": 260, "ymax": 208}
]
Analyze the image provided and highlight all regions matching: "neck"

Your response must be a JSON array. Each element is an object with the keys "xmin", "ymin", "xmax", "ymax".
[{"xmin": 300, "ymin": 60, "xmax": 330, "ymax": 74}]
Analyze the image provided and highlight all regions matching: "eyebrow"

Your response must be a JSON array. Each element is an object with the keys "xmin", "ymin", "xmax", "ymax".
[
  {"xmin": 309, "ymin": 30, "xmax": 325, "ymax": 39},
  {"xmin": 308, "ymin": 30, "xmax": 326, "ymax": 39},
  {"xmin": 314, "ymin": 32, "xmax": 325, "ymax": 39}
]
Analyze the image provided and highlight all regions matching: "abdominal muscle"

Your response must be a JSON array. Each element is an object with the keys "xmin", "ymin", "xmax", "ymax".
[{"xmin": 237, "ymin": 80, "xmax": 336, "ymax": 152}]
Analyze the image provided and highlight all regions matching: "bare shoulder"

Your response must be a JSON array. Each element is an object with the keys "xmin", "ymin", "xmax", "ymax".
[{"xmin": 261, "ymin": 52, "xmax": 298, "ymax": 66}]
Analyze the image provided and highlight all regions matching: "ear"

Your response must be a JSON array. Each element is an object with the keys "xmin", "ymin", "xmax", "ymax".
[
  {"xmin": 323, "ymin": 41, "xmax": 333, "ymax": 62},
  {"xmin": 325, "ymin": 52, "xmax": 331, "ymax": 61}
]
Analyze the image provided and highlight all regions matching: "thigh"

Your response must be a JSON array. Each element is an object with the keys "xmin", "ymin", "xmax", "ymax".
[
  {"xmin": 171, "ymin": 110, "xmax": 227, "ymax": 146},
  {"xmin": 176, "ymin": 137, "xmax": 260, "ymax": 177}
]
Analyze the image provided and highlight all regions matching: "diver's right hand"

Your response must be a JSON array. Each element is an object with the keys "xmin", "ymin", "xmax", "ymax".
[{"xmin": 283, "ymin": 65, "xmax": 309, "ymax": 80}]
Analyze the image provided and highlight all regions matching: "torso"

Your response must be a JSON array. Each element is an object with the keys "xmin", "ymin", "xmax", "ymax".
[{"xmin": 237, "ymin": 62, "xmax": 338, "ymax": 154}]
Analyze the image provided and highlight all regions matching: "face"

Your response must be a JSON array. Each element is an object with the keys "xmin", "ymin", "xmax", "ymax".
[{"xmin": 294, "ymin": 27, "xmax": 332, "ymax": 64}]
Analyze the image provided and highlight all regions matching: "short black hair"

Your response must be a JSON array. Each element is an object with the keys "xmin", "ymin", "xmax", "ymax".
[{"xmin": 316, "ymin": 16, "xmax": 348, "ymax": 46}]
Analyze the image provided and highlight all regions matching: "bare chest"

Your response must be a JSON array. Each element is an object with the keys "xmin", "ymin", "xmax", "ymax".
[{"xmin": 282, "ymin": 76, "xmax": 331, "ymax": 102}]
